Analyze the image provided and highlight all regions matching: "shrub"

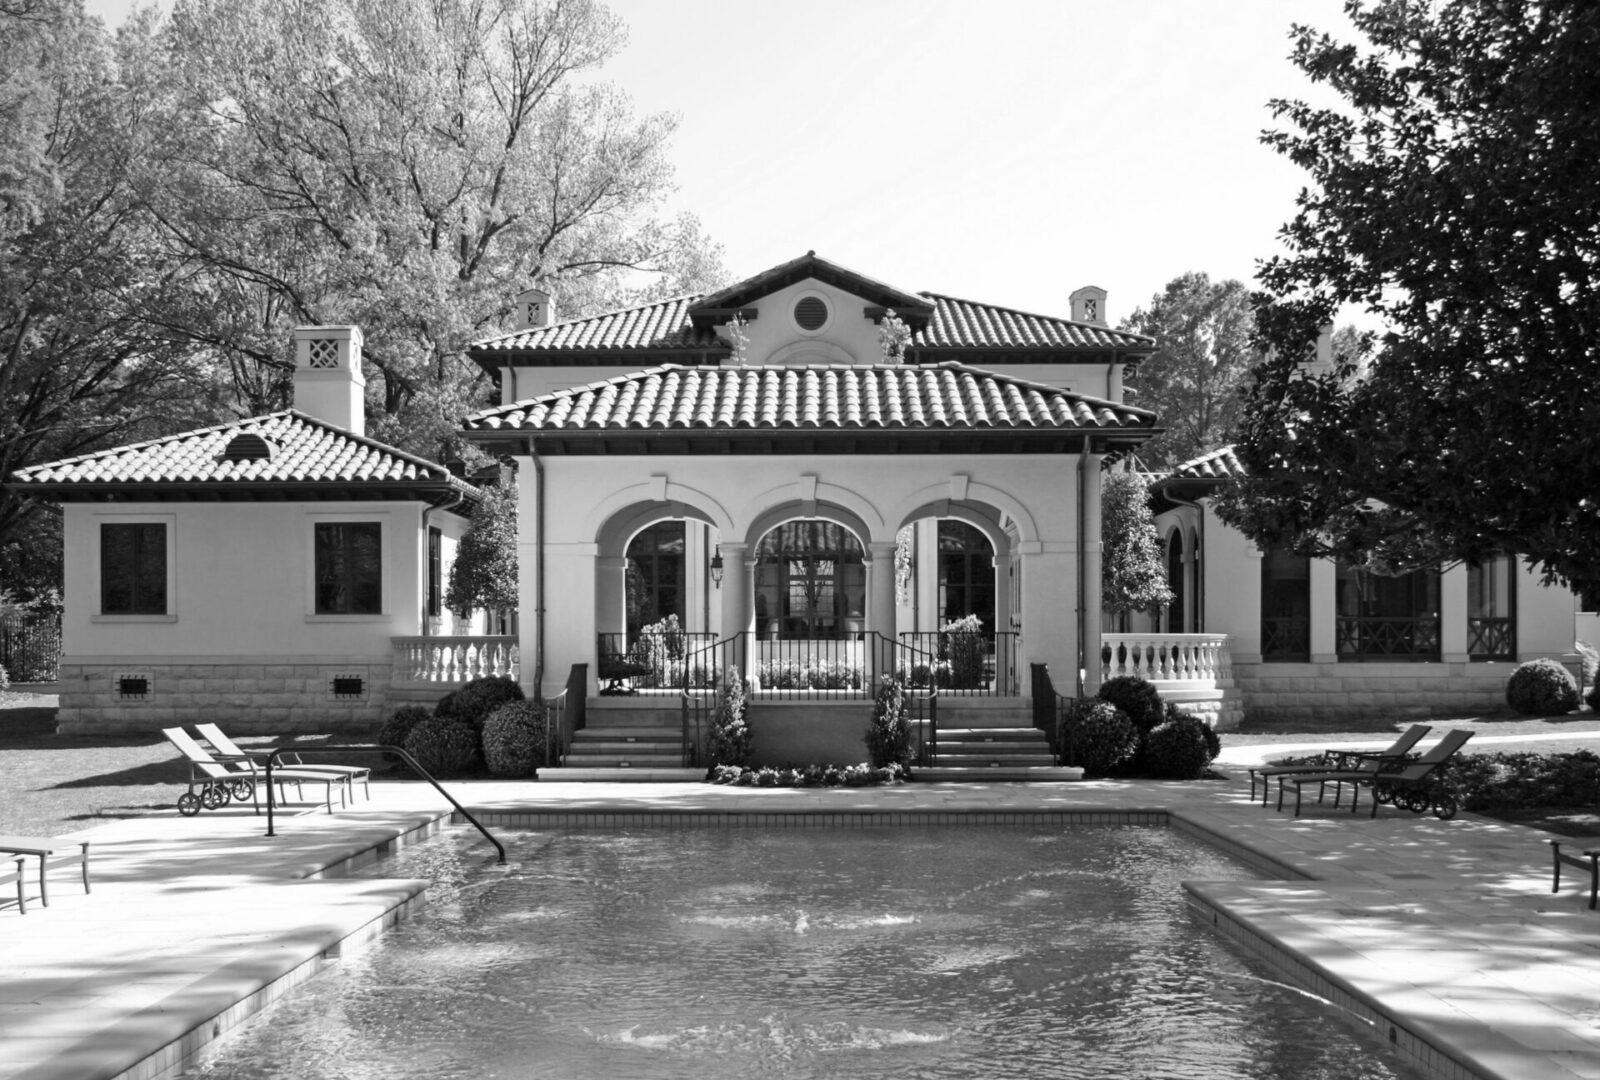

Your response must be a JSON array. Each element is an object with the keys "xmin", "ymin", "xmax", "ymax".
[
  {"xmin": 434, "ymin": 675, "xmax": 525, "ymax": 733},
  {"xmin": 404, "ymin": 716, "xmax": 480, "ymax": 775},
  {"xmin": 865, "ymin": 677, "xmax": 913, "ymax": 769},
  {"xmin": 1442, "ymin": 749, "xmax": 1600, "ymax": 812},
  {"xmin": 1060, "ymin": 699, "xmax": 1140, "ymax": 775},
  {"xmin": 941, "ymin": 614, "xmax": 987, "ymax": 689},
  {"xmin": 378, "ymin": 705, "xmax": 432, "ymax": 751},
  {"xmin": 1144, "ymin": 715, "xmax": 1212, "ymax": 779},
  {"xmin": 482, "ymin": 701, "xmax": 549, "ymax": 777},
  {"xmin": 1505, "ymin": 658, "xmax": 1579, "ymax": 716},
  {"xmin": 0, "ymin": 663, "xmax": 8, "ymax": 690},
  {"xmin": 1097, "ymin": 675, "xmax": 1167, "ymax": 733},
  {"xmin": 1166, "ymin": 703, "xmax": 1221, "ymax": 761},
  {"xmin": 707, "ymin": 668, "xmax": 751, "ymax": 769}
]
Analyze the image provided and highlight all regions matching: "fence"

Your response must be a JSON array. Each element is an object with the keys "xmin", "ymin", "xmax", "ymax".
[{"xmin": 1, "ymin": 611, "xmax": 61, "ymax": 682}]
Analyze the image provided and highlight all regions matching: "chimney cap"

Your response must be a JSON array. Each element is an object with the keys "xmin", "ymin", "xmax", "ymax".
[
  {"xmin": 1068, "ymin": 285, "xmax": 1107, "ymax": 327},
  {"xmin": 514, "ymin": 286, "xmax": 556, "ymax": 331}
]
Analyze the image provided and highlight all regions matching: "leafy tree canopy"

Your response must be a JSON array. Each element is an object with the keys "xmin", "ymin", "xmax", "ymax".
[
  {"xmin": 1120, "ymin": 272, "xmax": 1255, "ymax": 468},
  {"xmin": 445, "ymin": 478, "xmax": 518, "ymax": 617},
  {"xmin": 1221, "ymin": 0, "xmax": 1600, "ymax": 592},
  {"xmin": 1102, "ymin": 467, "xmax": 1173, "ymax": 621}
]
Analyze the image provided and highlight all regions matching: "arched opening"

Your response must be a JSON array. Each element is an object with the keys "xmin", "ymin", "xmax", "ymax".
[
  {"xmin": 1166, "ymin": 531, "xmax": 1186, "ymax": 632},
  {"xmin": 937, "ymin": 520, "xmax": 995, "ymax": 633},
  {"xmin": 753, "ymin": 520, "xmax": 866, "ymax": 640},
  {"xmin": 625, "ymin": 521, "xmax": 685, "ymax": 634}
]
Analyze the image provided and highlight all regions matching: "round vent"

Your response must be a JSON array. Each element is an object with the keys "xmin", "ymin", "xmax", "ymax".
[
  {"xmin": 222, "ymin": 433, "xmax": 275, "ymax": 462},
  {"xmin": 793, "ymin": 295, "xmax": 829, "ymax": 331}
]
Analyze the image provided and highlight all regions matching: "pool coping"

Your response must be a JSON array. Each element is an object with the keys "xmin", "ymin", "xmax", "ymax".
[{"xmin": 3, "ymin": 778, "xmax": 1597, "ymax": 1080}]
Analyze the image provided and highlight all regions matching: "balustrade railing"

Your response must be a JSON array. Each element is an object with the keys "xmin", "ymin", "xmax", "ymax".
[
  {"xmin": 391, "ymin": 635, "xmax": 518, "ymax": 687},
  {"xmin": 1101, "ymin": 633, "xmax": 1232, "ymax": 683},
  {"xmin": 897, "ymin": 631, "xmax": 1020, "ymax": 696}
]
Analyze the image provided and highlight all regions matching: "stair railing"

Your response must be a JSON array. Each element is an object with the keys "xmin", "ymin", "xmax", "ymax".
[
  {"xmin": 1030, "ymin": 662, "xmax": 1070, "ymax": 767},
  {"xmin": 871, "ymin": 631, "xmax": 941, "ymax": 767},
  {"xmin": 263, "ymin": 746, "xmax": 505, "ymax": 864},
  {"xmin": 680, "ymin": 631, "xmax": 748, "ymax": 768}
]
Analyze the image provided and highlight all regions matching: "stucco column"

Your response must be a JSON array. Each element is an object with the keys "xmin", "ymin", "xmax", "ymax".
[
  {"xmin": 1019, "ymin": 543, "xmax": 1079, "ymax": 694},
  {"xmin": 1080, "ymin": 456, "xmax": 1104, "ymax": 696},
  {"xmin": 1439, "ymin": 561, "xmax": 1470, "ymax": 662},
  {"xmin": 595, "ymin": 556, "xmax": 628, "ymax": 639},
  {"xmin": 868, "ymin": 540, "xmax": 899, "ymax": 682},
  {"xmin": 543, "ymin": 542, "xmax": 598, "ymax": 697},
  {"xmin": 718, "ymin": 542, "xmax": 751, "ymax": 641},
  {"xmin": 1309, "ymin": 558, "xmax": 1339, "ymax": 663},
  {"xmin": 993, "ymin": 553, "xmax": 1013, "ymax": 637}
]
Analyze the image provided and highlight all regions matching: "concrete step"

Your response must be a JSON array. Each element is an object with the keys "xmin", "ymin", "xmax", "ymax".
[
  {"xmin": 929, "ymin": 755, "xmax": 1057, "ymax": 768},
  {"xmin": 570, "ymin": 727, "xmax": 681, "ymax": 741},
  {"xmin": 917, "ymin": 765, "xmax": 1084, "ymax": 782},
  {"xmin": 938, "ymin": 727, "xmax": 1045, "ymax": 740},
  {"xmin": 937, "ymin": 744, "xmax": 1053, "ymax": 759},
  {"xmin": 563, "ymin": 753, "xmax": 686, "ymax": 768},
  {"xmin": 545, "ymin": 767, "xmax": 704, "ymax": 782}
]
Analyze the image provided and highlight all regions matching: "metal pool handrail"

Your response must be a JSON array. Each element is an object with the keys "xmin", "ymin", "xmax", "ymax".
[{"xmin": 262, "ymin": 746, "xmax": 506, "ymax": 864}]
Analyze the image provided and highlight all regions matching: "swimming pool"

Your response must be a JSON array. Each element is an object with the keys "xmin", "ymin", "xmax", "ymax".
[{"xmin": 179, "ymin": 825, "xmax": 1422, "ymax": 1079}]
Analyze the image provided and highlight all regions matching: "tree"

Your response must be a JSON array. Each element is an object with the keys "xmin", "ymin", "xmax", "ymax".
[
  {"xmin": 0, "ymin": 0, "xmax": 217, "ymax": 555},
  {"xmin": 445, "ymin": 480, "xmax": 518, "ymax": 618},
  {"xmin": 1120, "ymin": 273, "xmax": 1255, "ymax": 467},
  {"xmin": 1102, "ymin": 467, "xmax": 1173, "ymax": 629},
  {"xmin": 1222, "ymin": 1, "xmax": 1600, "ymax": 592},
  {"xmin": 135, "ymin": 0, "xmax": 724, "ymax": 462}
]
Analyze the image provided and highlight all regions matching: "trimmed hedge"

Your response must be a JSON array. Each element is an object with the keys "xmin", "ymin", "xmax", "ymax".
[{"xmin": 1505, "ymin": 658, "xmax": 1579, "ymax": 716}]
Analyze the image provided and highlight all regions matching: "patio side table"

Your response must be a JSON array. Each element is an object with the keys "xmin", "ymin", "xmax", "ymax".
[{"xmin": 0, "ymin": 835, "xmax": 91, "ymax": 907}]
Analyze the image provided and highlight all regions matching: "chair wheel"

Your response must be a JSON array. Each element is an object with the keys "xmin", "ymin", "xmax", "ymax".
[
  {"xmin": 1434, "ymin": 794, "xmax": 1458, "ymax": 820},
  {"xmin": 201, "ymin": 785, "xmax": 227, "ymax": 811},
  {"xmin": 177, "ymin": 792, "xmax": 202, "ymax": 817},
  {"xmin": 1373, "ymin": 785, "xmax": 1394, "ymax": 805},
  {"xmin": 229, "ymin": 779, "xmax": 255, "ymax": 802},
  {"xmin": 1404, "ymin": 789, "xmax": 1431, "ymax": 814}
]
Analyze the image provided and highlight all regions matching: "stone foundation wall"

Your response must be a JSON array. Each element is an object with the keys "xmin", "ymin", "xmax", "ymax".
[
  {"xmin": 1153, "ymin": 686, "xmax": 1246, "ymax": 732},
  {"xmin": 55, "ymin": 658, "xmax": 396, "ymax": 735},
  {"xmin": 1235, "ymin": 661, "xmax": 1520, "ymax": 725}
]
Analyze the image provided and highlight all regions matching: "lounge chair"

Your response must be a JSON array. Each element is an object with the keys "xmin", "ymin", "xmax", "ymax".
[
  {"xmin": 1247, "ymin": 724, "xmax": 1432, "ymax": 805},
  {"xmin": 1278, "ymin": 729, "xmax": 1475, "ymax": 819},
  {"xmin": 195, "ymin": 723, "xmax": 371, "ymax": 802},
  {"xmin": 162, "ymin": 728, "xmax": 350, "ymax": 816}
]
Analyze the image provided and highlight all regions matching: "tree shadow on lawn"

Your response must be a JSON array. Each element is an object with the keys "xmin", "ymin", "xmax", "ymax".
[{"xmin": 1238, "ymin": 711, "xmax": 1600, "ymax": 737}]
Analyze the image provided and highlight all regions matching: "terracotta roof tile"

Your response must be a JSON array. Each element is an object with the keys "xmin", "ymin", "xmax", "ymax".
[
  {"xmin": 472, "ymin": 295, "xmax": 719, "ymax": 355},
  {"xmin": 915, "ymin": 293, "xmax": 1152, "ymax": 351},
  {"xmin": 462, "ymin": 362, "xmax": 1155, "ymax": 434},
  {"xmin": 10, "ymin": 411, "xmax": 479, "ymax": 497},
  {"xmin": 1168, "ymin": 445, "xmax": 1245, "ymax": 481}
]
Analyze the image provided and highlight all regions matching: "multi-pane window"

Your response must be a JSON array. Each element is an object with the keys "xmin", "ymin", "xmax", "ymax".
[
  {"xmin": 754, "ymin": 521, "xmax": 865, "ymax": 639},
  {"xmin": 938, "ymin": 521, "xmax": 994, "ymax": 632},
  {"xmin": 1166, "ymin": 532, "xmax": 1185, "ymax": 633},
  {"xmin": 1260, "ymin": 548, "xmax": 1310, "ymax": 661},
  {"xmin": 315, "ymin": 522, "xmax": 382, "ymax": 614},
  {"xmin": 101, "ymin": 523, "xmax": 167, "ymax": 615},
  {"xmin": 1335, "ymin": 563, "xmax": 1440, "ymax": 661},
  {"xmin": 626, "ymin": 521, "xmax": 685, "ymax": 634},
  {"xmin": 427, "ymin": 527, "xmax": 442, "ymax": 619},
  {"xmin": 1467, "ymin": 556, "xmax": 1516, "ymax": 660}
]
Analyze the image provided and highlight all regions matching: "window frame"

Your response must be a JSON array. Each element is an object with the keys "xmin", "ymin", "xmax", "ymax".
[
  {"xmin": 305, "ymin": 513, "xmax": 391, "ymax": 621},
  {"xmin": 92, "ymin": 514, "xmax": 176, "ymax": 622}
]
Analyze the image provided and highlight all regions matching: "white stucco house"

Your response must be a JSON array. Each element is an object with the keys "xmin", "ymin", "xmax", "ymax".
[
  {"xmin": 9, "ymin": 327, "xmax": 497, "ymax": 733},
  {"xmin": 12, "ymin": 250, "xmax": 1584, "ymax": 758}
]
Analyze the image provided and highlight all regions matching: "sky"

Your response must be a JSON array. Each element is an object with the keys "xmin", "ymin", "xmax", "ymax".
[{"xmin": 85, "ymin": 0, "xmax": 1367, "ymax": 329}]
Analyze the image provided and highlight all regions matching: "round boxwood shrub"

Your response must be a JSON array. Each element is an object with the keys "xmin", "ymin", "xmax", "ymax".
[
  {"xmin": 1165, "ymin": 704, "xmax": 1221, "ymax": 761},
  {"xmin": 378, "ymin": 705, "xmax": 432, "ymax": 750},
  {"xmin": 404, "ymin": 716, "xmax": 480, "ymax": 776},
  {"xmin": 434, "ymin": 675, "xmax": 524, "ymax": 733},
  {"xmin": 1097, "ymin": 675, "xmax": 1167, "ymax": 733},
  {"xmin": 1144, "ymin": 715, "xmax": 1212, "ymax": 779},
  {"xmin": 482, "ymin": 701, "xmax": 549, "ymax": 777},
  {"xmin": 1505, "ymin": 658, "xmax": 1579, "ymax": 716},
  {"xmin": 1061, "ymin": 700, "xmax": 1140, "ymax": 775}
]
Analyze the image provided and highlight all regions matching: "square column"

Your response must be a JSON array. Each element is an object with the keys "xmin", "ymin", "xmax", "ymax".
[
  {"xmin": 1439, "ymin": 562, "xmax": 1470, "ymax": 662},
  {"xmin": 1309, "ymin": 558, "xmax": 1339, "ymax": 662}
]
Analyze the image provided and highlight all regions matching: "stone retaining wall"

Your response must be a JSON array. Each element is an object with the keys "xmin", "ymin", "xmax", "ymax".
[
  {"xmin": 1235, "ymin": 660, "xmax": 1520, "ymax": 724},
  {"xmin": 55, "ymin": 658, "xmax": 397, "ymax": 734}
]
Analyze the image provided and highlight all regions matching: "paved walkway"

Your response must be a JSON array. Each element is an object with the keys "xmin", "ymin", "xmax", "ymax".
[{"xmin": 3, "ymin": 759, "xmax": 1600, "ymax": 1080}]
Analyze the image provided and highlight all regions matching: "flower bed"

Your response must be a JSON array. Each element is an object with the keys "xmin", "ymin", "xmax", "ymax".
[{"xmin": 707, "ymin": 762, "xmax": 908, "ymax": 787}]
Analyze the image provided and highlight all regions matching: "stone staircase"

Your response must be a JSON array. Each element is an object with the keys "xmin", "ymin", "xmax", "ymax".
[
  {"xmin": 920, "ymin": 699, "xmax": 1082, "ymax": 782},
  {"xmin": 554, "ymin": 696, "xmax": 701, "ymax": 781}
]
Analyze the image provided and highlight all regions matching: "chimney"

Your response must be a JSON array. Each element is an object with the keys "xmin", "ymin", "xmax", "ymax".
[
  {"xmin": 1302, "ymin": 323, "xmax": 1336, "ymax": 377},
  {"xmin": 292, "ymin": 325, "xmax": 366, "ymax": 436},
  {"xmin": 514, "ymin": 286, "xmax": 555, "ymax": 331},
  {"xmin": 1069, "ymin": 285, "xmax": 1107, "ymax": 326}
]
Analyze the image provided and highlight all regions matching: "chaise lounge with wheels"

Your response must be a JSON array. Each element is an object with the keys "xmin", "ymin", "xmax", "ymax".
[
  {"xmin": 162, "ymin": 728, "xmax": 351, "ymax": 816},
  {"xmin": 195, "ymin": 723, "xmax": 372, "ymax": 802},
  {"xmin": 1246, "ymin": 723, "xmax": 1432, "ymax": 805},
  {"xmin": 1278, "ymin": 729, "xmax": 1475, "ymax": 819}
]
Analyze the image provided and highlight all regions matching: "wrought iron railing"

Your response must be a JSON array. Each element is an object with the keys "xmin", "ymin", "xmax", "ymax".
[
  {"xmin": 893, "ymin": 633, "xmax": 942, "ymax": 766},
  {"xmin": 750, "ymin": 633, "xmax": 871, "ymax": 699},
  {"xmin": 681, "ymin": 632, "xmax": 749, "ymax": 768},
  {"xmin": 596, "ymin": 630, "xmax": 719, "ymax": 693},
  {"xmin": 1260, "ymin": 617, "xmax": 1311, "ymax": 661},
  {"xmin": 1335, "ymin": 616, "xmax": 1441, "ymax": 661},
  {"xmin": 391, "ymin": 635, "xmax": 518, "ymax": 686},
  {"xmin": 1029, "ymin": 662, "xmax": 1067, "ymax": 766},
  {"xmin": 1101, "ymin": 633, "xmax": 1232, "ymax": 682},
  {"xmin": 897, "ymin": 631, "xmax": 1020, "ymax": 695},
  {"xmin": 1467, "ymin": 616, "xmax": 1515, "ymax": 661}
]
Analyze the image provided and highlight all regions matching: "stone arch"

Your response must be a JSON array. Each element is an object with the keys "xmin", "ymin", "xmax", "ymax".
[
  {"xmin": 737, "ymin": 479, "xmax": 885, "ymax": 549},
  {"xmin": 743, "ymin": 501, "xmax": 876, "ymax": 554},
  {"xmin": 766, "ymin": 339, "xmax": 860, "ymax": 366},
  {"xmin": 889, "ymin": 481, "xmax": 1038, "ymax": 546},
  {"xmin": 587, "ymin": 482, "xmax": 733, "ymax": 557}
]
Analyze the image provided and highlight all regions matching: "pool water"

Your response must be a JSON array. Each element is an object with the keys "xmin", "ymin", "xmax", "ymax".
[{"xmin": 181, "ymin": 825, "xmax": 1422, "ymax": 1080}]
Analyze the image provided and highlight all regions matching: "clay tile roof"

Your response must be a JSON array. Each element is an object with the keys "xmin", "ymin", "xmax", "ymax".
[
  {"xmin": 10, "ymin": 411, "xmax": 480, "ymax": 499},
  {"xmin": 471, "ymin": 295, "xmax": 720, "ymax": 355},
  {"xmin": 1167, "ymin": 445, "xmax": 1245, "ymax": 481},
  {"xmin": 461, "ymin": 362, "xmax": 1156, "ymax": 434},
  {"xmin": 914, "ymin": 293, "xmax": 1155, "ymax": 351}
]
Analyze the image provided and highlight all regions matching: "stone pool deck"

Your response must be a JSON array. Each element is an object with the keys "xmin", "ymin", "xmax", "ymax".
[{"xmin": 3, "ymin": 751, "xmax": 1599, "ymax": 1080}]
